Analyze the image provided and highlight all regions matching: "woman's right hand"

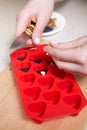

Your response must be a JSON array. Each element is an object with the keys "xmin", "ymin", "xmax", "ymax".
[{"xmin": 16, "ymin": 0, "xmax": 55, "ymax": 46}]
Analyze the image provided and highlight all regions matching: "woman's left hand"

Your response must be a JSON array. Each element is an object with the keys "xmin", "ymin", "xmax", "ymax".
[{"xmin": 44, "ymin": 36, "xmax": 87, "ymax": 75}]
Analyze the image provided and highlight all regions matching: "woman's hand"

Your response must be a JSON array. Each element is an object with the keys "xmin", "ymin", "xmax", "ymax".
[
  {"xmin": 44, "ymin": 36, "xmax": 87, "ymax": 75},
  {"xmin": 16, "ymin": 0, "xmax": 55, "ymax": 46}
]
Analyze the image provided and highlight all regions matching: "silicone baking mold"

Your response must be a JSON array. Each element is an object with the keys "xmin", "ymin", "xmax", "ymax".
[{"xmin": 10, "ymin": 44, "xmax": 87, "ymax": 123}]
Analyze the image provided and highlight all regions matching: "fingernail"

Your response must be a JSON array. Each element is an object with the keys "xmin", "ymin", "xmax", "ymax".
[
  {"xmin": 51, "ymin": 41, "xmax": 58, "ymax": 44},
  {"xmin": 35, "ymin": 37, "xmax": 40, "ymax": 45}
]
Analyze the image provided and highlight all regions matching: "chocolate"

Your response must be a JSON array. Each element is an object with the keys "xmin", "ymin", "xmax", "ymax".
[{"xmin": 20, "ymin": 68, "xmax": 29, "ymax": 72}]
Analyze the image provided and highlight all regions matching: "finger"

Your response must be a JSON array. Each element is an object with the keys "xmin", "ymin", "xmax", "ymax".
[
  {"xmin": 44, "ymin": 45, "xmax": 82, "ymax": 64},
  {"xmin": 49, "ymin": 37, "xmax": 87, "ymax": 49},
  {"xmin": 26, "ymin": 39, "xmax": 33, "ymax": 46},
  {"xmin": 49, "ymin": 40, "xmax": 77, "ymax": 49},
  {"xmin": 16, "ymin": 13, "xmax": 31, "ymax": 37},
  {"xmin": 53, "ymin": 58, "xmax": 83, "ymax": 75},
  {"xmin": 32, "ymin": 15, "xmax": 49, "ymax": 45}
]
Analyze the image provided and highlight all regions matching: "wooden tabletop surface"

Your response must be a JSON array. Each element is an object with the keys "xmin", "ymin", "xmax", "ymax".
[{"xmin": 0, "ymin": 64, "xmax": 87, "ymax": 130}]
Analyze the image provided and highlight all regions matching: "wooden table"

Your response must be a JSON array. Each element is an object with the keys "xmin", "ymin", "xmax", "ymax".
[
  {"xmin": 0, "ymin": 0, "xmax": 87, "ymax": 130},
  {"xmin": 0, "ymin": 64, "xmax": 87, "ymax": 130}
]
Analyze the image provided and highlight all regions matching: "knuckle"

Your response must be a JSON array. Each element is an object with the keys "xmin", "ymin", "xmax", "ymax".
[{"xmin": 79, "ymin": 54, "xmax": 87, "ymax": 64}]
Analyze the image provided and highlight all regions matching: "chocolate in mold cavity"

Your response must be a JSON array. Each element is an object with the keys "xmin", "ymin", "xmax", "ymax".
[
  {"xmin": 34, "ymin": 65, "xmax": 48, "ymax": 76},
  {"xmin": 18, "ymin": 62, "xmax": 31, "ymax": 72},
  {"xmin": 29, "ymin": 54, "xmax": 43, "ymax": 64},
  {"xmin": 14, "ymin": 51, "xmax": 27, "ymax": 61},
  {"xmin": 36, "ymin": 70, "xmax": 47, "ymax": 76},
  {"xmin": 20, "ymin": 67, "xmax": 29, "ymax": 72},
  {"xmin": 30, "ymin": 59, "xmax": 42, "ymax": 64},
  {"xmin": 17, "ymin": 57, "xmax": 25, "ymax": 61}
]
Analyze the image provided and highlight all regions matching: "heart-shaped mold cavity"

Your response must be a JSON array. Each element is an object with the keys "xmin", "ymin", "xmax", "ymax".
[
  {"xmin": 23, "ymin": 86, "xmax": 40, "ymax": 100},
  {"xmin": 20, "ymin": 73, "xmax": 35, "ymax": 85},
  {"xmin": 43, "ymin": 90, "xmax": 60, "ymax": 104},
  {"xmin": 14, "ymin": 51, "xmax": 27, "ymax": 61},
  {"xmin": 18, "ymin": 62, "xmax": 31, "ymax": 72},
  {"xmin": 64, "ymin": 95, "xmax": 82, "ymax": 109},
  {"xmin": 29, "ymin": 54, "xmax": 43, "ymax": 63},
  {"xmin": 38, "ymin": 77, "xmax": 54, "ymax": 89},
  {"xmin": 58, "ymin": 70, "xmax": 66, "ymax": 79},
  {"xmin": 57, "ymin": 80, "xmax": 73, "ymax": 93},
  {"xmin": 45, "ymin": 55, "xmax": 56, "ymax": 66},
  {"xmin": 34, "ymin": 65, "xmax": 48, "ymax": 76},
  {"xmin": 49, "ymin": 67, "xmax": 65, "ymax": 79},
  {"xmin": 28, "ymin": 102, "xmax": 46, "ymax": 117}
]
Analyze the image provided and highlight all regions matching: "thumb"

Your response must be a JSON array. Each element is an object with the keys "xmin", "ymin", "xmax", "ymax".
[{"xmin": 32, "ymin": 16, "xmax": 49, "ymax": 45}]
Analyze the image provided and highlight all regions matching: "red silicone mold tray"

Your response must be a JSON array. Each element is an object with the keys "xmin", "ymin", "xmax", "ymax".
[{"xmin": 10, "ymin": 44, "xmax": 87, "ymax": 123}]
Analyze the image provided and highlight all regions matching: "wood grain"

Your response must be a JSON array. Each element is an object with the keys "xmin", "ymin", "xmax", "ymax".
[{"xmin": 0, "ymin": 63, "xmax": 87, "ymax": 130}]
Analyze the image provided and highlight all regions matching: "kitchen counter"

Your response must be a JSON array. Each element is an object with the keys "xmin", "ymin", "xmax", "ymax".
[{"xmin": 0, "ymin": 0, "xmax": 87, "ymax": 130}]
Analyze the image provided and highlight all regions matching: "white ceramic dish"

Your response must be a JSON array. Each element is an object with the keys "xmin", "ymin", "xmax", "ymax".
[{"xmin": 42, "ymin": 11, "xmax": 66, "ymax": 36}]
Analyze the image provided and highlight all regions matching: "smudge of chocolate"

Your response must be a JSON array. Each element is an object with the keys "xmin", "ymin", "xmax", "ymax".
[
  {"xmin": 44, "ymin": 27, "xmax": 53, "ymax": 33},
  {"xmin": 30, "ymin": 59, "xmax": 42, "ymax": 63},
  {"xmin": 20, "ymin": 68, "xmax": 29, "ymax": 72},
  {"xmin": 17, "ymin": 57, "xmax": 25, "ymax": 61}
]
